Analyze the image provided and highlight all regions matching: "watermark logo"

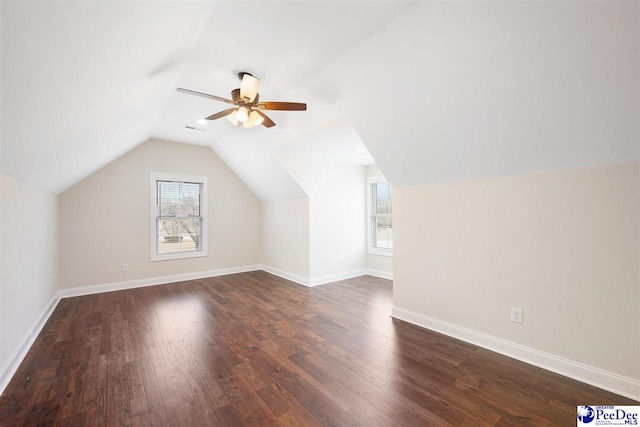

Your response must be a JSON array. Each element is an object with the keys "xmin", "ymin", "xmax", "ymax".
[
  {"xmin": 578, "ymin": 406, "xmax": 595, "ymax": 423},
  {"xmin": 577, "ymin": 406, "xmax": 640, "ymax": 426}
]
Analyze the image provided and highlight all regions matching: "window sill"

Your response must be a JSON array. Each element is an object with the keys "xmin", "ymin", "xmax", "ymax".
[
  {"xmin": 150, "ymin": 251, "xmax": 208, "ymax": 262},
  {"xmin": 368, "ymin": 248, "xmax": 393, "ymax": 257}
]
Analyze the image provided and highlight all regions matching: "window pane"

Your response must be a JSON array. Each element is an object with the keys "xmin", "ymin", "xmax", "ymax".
[
  {"xmin": 158, "ymin": 181, "xmax": 180, "ymax": 217},
  {"xmin": 375, "ymin": 182, "xmax": 391, "ymax": 215},
  {"xmin": 374, "ymin": 216, "xmax": 393, "ymax": 249},
  {"xmin": 157, "ymin": 218, "xmax": 183, "ymax": 254},
  {"xmin": 369, "ymin": 180, "xmax": 393, "ymax": 253},
  {"xmin": 180, "ymin": 182, "xmax": 200, "ymax": 217},
  {"xmin": 180, "ymin": 218, "xmax": 201, "ymax": 251},
  {"xmin": 158, "ymin": 181, "xmax": 201, "ymax": 218},
  {"xmin": 156, "ymin": 218, "xmax": 202, "ymax": 255}
]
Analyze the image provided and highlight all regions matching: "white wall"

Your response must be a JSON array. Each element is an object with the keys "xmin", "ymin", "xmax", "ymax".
[
  {"xmin": 59, "ymin": 138, "xmax": 262, "ymax": 289},
  {"xmin": 309, "ymin": 162, "xmax": 365, "ymax": 281},
  {"xmin": 279, "ymin": 153, "xmax": 366, "ymax": 283},
  {"xmin": 393, "ymin": 163, "xmax": 639, "ymax": 393},
  {"xmin": 0, "ymin": 173, "xmax": 58, "ymax": 385},
  {"xmin": 262, "ymin": 197, "xmax": 310, "ymax": 281},
  {"xmin": 365, "ymin": 164, "xmax": 392, "ymax": 277}
]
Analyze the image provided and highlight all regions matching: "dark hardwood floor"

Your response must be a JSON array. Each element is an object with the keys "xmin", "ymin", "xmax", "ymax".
[{"xmin": 0, "ymin": 272, "xmax": 636, "ymax": 426}]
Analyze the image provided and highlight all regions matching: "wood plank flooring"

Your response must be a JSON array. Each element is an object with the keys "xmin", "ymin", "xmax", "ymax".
[{"xmin": 0, "ymin": 272, "xmax": 636, "ymax": 426}]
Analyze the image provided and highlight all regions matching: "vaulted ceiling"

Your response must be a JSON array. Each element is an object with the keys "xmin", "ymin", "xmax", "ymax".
[{"xmin": 1, "ymin": 1, "xmax": 637, "ymax": 201}]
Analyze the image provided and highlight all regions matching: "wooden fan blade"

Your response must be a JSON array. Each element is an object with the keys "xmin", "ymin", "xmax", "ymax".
[
  {"xmin": 256, "ymin": 101, "xmax": 307, "ymax": 111},
  {"xmin": 205, "ymin": 108, "xmax": 237, "ymax": 121},
  {"xmin": 176, "ymin": 88, "xmax": 235, "ymax": 105},
  {"xmin": 256, "ymin": 110, "xmax": 276, "ymax": 128}
]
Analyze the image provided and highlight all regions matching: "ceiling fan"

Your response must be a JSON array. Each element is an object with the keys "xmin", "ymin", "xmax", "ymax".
[{"xmin": 177, "ymin": 72, "xmax": 307, "ymax": 129}]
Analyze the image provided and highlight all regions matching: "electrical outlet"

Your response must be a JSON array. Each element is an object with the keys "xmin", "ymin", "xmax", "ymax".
[
  {"xmin": 511, "ymin": 307, "xmax": 523, "ymax": 324},
  {"xmin": 339, "ymin": 257, "xmax": 344, "ymax": 265},
  {"xmin": 121, "ymin": 264, "xmax": 129, "ymax": 272},
  {"xmin": 227, "ymin": 252, "xmax": 233, "ymax": 260}
]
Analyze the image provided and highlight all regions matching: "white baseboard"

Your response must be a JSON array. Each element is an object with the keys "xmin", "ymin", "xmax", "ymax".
[
  {"xmin": 391, "ymin": 306, "xmax": 640, "ymax": 401},
  {"xmin": 57, "ymin": 264, "xmax": 262, "ymax": 298},
  {"xmin": 260, "ymin": 265, "xmax": 374, "ymax": 287},
  {"xmin": 0, "ymin": 295, "xmax": 60, "ymax": 396},
  {"xmin": 260, "ymin": 265, "xmax": 310, "ymax": 286},
  {"xmin": 364, "ymin": 268, "xmax": 393, "ymax": 280},
  {"xmin": 309, "ymin": 269, "xmax": 367, "ymax": 286}
]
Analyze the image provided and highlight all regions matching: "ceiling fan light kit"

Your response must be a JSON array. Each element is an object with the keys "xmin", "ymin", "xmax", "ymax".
[
  {"xmin": 177, "ymin": 71, "xmax": 306, "ymax": 129},
  {"xmin": 249, "ymin": 110, "xmax": 264, "ymax": 126},
  {"xmin": 226, "ymin": 109, "xmax": 265, "ymax": 128},
  {"xmin": 236, "ymin": 105, "xmax": 250, "ymax": 122}
]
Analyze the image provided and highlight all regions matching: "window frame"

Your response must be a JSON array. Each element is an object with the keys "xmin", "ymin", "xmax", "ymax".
[
  {"xmin": 150, "ymin": 173, "xmax": 208, "ymax": 262},
  {"xmin": 367, "ymin": 175, "xmax": 393, "ymax": 257}
]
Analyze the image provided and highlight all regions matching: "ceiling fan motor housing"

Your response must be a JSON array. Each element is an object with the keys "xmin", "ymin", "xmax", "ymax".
[
  {"xmin": 231, "ymin": 88, "xmax": 241, "ymax": 103},
  {"xmin": 231, "ymin": 88, "xmax": 259, "ymax": 105}
]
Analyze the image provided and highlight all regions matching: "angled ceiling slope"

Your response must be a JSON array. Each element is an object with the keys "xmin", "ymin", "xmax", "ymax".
[
  {"xmin": 1, "ymin": 1, "xmax": 215, "ymax": 194},
  {"xmin": 305, "ymin": 1, "xmax": 639, "ymax": 188},
  {"xmin": 8, "ymin": 3, "xmax": 626, "ymax": 201},
  {"xmin": 153, "ymin": 1, "xmax": 417, "ymax": 201}
]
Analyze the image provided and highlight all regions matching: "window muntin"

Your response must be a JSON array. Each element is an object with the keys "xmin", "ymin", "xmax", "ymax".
[{"xmin": 151, "ymin": 174, "xmax": 207, "ymax": 261}]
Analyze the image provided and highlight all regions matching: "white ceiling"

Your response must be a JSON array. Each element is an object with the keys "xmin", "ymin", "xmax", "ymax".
[
  {"xmin": 336, "ymin": 1, "xmax": 639, "ymax": 187},
  {"xmin": 1, "ymin": 1, "xmax": 215, "ymax": 193},
  {"xmin": 276, "ymin": 118, "xmax": 374, "ymax": 166},
  {"xmin": 152, "ymin": 1, "xmax": 415, "ymax": 200},
  {"xmin": 1, "ymin": 1, "xmax": 638, "ymax": 200}
]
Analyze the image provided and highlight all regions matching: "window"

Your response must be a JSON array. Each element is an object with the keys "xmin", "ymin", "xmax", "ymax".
[
  {"xmin": 367, "ymin": 176, "xmax": 392, "ymax": 256},
  {"xmin": 150, "ymin": 173, "xmax": 207, "ymax": 261}
]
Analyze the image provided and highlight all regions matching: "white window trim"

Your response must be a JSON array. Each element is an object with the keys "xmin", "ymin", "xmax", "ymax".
[
  {"xmin": 150, "ymin": 173, "xmax": 208, "ymax": 262},
  {"xmin": 367, "ymin": 175, "xmax": 393, "ymax": 257}
]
